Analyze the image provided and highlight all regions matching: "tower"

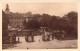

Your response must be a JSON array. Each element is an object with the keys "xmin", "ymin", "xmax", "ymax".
[{"xmin": 5, "ymin": 4, "xmax": 10, "ymax": 14}]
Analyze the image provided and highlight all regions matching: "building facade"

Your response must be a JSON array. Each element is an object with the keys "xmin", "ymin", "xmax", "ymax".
[
  {"xmin": 5, "ymin": 4, "xmax": 34, "ymax": 30},
  {"xmin": 5, "ymin": 4, "xmax": 10, "ymax": 14}
]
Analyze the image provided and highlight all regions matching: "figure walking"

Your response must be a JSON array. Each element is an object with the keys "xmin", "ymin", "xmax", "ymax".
[
  {"xmin": 27, "ymin": 47, "xmax": 29, "ymax": 49},
  {"xmin": 39, "ymin": 39, "xmax": 40, "ymax": 43},
  {"xmin": 18, "ymin": 37, "xmax": 19, "ymax": 42}
]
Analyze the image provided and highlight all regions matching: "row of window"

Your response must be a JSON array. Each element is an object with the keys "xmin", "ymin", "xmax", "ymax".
[
  {"xmin": 9, "ymin": 17, "xmax": 35, "ymax": 21},
  {"xmin": 10, "ymin": 19, "xmax": 24, "ymax": 21},
  {"xmin": 10, "ymin": 22, "xmax": 23, "ymax": 26}
]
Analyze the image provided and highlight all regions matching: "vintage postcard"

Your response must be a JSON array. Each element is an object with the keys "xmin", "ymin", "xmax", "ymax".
[{"xmin": 0, "ymin": 0, "xmax": 80, "ymax": 51}]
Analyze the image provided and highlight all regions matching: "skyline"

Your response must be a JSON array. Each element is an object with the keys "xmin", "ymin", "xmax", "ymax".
[{"xmin": 2, "ymin": 3, "xmax": 77, "ymax": 17}]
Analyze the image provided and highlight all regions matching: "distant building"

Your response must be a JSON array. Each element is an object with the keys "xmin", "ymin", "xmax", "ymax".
[
  {"xmin": 4, "ymin": 4, "xmax": 42, "ymax": 38},
  {"xmin": 5, "ymin": 4, "xmax": 10, "ymax": 14},
  {"xmin": 5, "ymin": 4, "xmax": 34, "ymax": 30},
  {"xmin": 8, "ymin": 13, "xmax": 25, "ymax": 30}
]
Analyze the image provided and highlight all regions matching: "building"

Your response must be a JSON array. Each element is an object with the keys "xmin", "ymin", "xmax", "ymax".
[
  {"xmin": 4, "ymin": 4, "xmax": 42, "ymax": 39},
  {"xmin": 5, "ymin": 4, "xmax": 34, "ymax": 30},
  {"xmin": 9, "ymin": 13, "xmax": 26, "ymax": 30},
  {"xmin": 5, "ymin": 4, "xmax": 10, "ymax": 14}
]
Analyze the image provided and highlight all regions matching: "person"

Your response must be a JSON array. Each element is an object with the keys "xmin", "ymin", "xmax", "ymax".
[
  {"xmin": 39, "ymin": 39, "xmax": 40, "ymax": 43},
  {"xmin": 52, "ymin": 34, "xmax": 54, "ymax": 40},
  {"xmin": 48, "ymin": 34, "xmax": 50, "ymax": 41},
  {"xmin": 27, "ymin": 47, "xmax": 29, "ymax": 49},
  {"xmin": 10, "ymin": 36, "xmax": 12, "ymax": 43},
  {"xmin": 18, "ymin": 37, "xmax": 19, "ymax": 42},
  {"xmin": 47, "ymin": 48, "xmax": 48, "ymax": 49}
]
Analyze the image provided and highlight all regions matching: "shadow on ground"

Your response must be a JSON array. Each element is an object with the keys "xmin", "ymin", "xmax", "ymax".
[{"xmin": 2, "ymin": 41, "xmax": 21, "ymax": 49}]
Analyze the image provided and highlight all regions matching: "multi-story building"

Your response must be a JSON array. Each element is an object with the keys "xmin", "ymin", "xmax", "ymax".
[
  {"xmin": 5, "ymin": 4, "xmax": 34, "ymax": 30},
  {"xmin": 4, "ymin": 4, "xmax": 42, "ymax": 37}
]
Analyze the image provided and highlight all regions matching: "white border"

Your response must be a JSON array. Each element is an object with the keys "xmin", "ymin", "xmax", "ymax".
[{"xmin": 0, "ymin": 0, "xmax": 79, "ymax": 51}]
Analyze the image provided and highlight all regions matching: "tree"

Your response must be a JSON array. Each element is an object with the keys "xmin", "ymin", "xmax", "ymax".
[
  {"xmin": 2, "ymin": 11, "xmax": 9, "ymax": 43},
  {"xmin": 48, "ymin": 16, "xmax": 59, "ymax": 30},
  {"xmin": 25, "ymin": 19, "xmax": 40, "ymax": 30},
  {"xmin": 23, "ymin": 18, "xmax": 27, "ymax": 29},
  {"xmin": 39, "ymin": 14, "xmax": 51, "ymax": 27},
  {"xmin": 63, "ymin": 11, "xmax": 78, "ymax": 38},
  {"xmin": 64, "ymin": 11, "xmax": 78, "ymax": 25}
]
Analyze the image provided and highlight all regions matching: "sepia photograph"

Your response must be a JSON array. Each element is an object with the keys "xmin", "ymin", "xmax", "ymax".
[{"xmin": 2, "ymin": 2, "xmax": 78, "ymax": 49}]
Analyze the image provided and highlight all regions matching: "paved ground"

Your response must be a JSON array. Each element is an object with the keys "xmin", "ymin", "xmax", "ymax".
[{"xmin": 7, "ymin": 35, "xmax": 77, "ymax": 49}]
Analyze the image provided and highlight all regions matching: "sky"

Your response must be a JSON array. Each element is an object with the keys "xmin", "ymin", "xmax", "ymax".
[{"xmin": 2, "ymin": 3, "xmax": 77, "ymax": 17}]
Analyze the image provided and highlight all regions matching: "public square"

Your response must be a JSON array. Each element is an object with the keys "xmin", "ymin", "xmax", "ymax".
[
  {"xmin": 2, "ymin": 3, "xmax": 78, "ymax": 49},
  {"xmin": 3, "ymin": 35, "xmax": 77, "ymax": 49}
]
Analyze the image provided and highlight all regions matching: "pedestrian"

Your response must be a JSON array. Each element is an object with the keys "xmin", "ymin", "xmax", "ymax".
[
  {"xmin": 47, "ymin": 48, "xmax": 48, "ymax": 49},
  {"xmin": 39, "ymin": 39, "xmax": 40, "ymax": 43},
  {"xmin": 10, "ymin": 37, "xmax": 13, "ymax": 43},
  {"xmin": 27, "ymin": 47, "xmax": 29, "ymax": 49},
  {"xmin": 18, "ymin": 37, "xmax": 19, "ymax": 42}
]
